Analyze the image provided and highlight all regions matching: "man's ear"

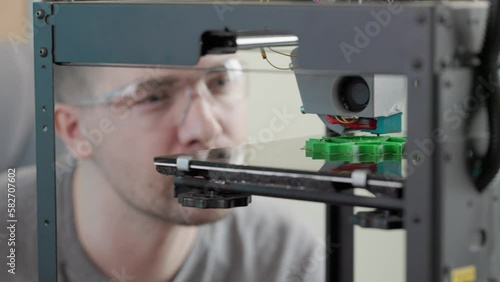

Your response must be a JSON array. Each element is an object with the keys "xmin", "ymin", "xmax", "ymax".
[{"xmin": 54, "ymin": 104, "xmax": 93, "ymax": 159}]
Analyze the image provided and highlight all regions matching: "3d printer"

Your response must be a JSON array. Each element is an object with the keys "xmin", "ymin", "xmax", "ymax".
[{"xmin": 35, "ymin": 1, "xmax": 499, "ymax": 281}]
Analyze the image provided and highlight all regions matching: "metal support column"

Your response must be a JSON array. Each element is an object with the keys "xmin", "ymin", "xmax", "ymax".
[
  {"xmin": 34, "ymin": 3, "xmax": 58, "ymax": 282},
  {"xmin": 326, "ymin": 205, "xmax": 354, "ymax": 282}
]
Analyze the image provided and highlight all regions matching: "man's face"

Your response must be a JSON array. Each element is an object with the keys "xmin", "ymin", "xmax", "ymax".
[{"xmin": 72, "ymin": 55, "xmax": 247, "ymax": 224}]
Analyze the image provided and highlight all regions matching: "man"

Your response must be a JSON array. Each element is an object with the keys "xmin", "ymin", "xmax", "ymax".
[{"xmin": 0, "ymin": 53, "xmax": 325, "ymax": 281}]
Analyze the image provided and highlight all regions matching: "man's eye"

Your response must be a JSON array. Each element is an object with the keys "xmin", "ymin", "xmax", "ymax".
[
  {"xmin": 137, "ymin": 90, "xmax": 171, "ymax": 105},
  {"xmin": 208, "ymin": 75, "xmax": 231, "ymax": 91},
  {"xmin": 215, "ymin": 79, "xmax": 228, "ymax": 87}
]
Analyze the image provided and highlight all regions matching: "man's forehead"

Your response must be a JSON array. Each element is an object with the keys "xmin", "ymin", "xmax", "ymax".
[
  {"xmin": 197, "ymin": 54, "xmax": 239, "ymax": 68},
  {"xmin": 100, "ymin": 54, "xmax": 239, "ymax": 79},
  {"xmin": 88, "ymin": 54, "xmax": 241, "ymax": 96}
]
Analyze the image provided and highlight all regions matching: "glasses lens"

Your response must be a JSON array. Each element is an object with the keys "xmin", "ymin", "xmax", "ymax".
[{"xmin": 107, "ymin": 78, "xmax": 181, "ymax": 111}]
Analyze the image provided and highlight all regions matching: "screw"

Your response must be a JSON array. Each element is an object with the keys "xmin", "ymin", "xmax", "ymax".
[
  {"xmin": 42, "ymin": 106, "xmax": 46, "ymax": 112},
  {"xmin": 468, "ymin": 150, "xmax": 474, "ymax": 158},
  {"xmin": 36, "ymin": 10, "xmax": 45, "ymax": 20},
  {"xmin": 467, "ymin": 199, "xmax": 474, "ymax": 207},
  {"xmin": 39, "ymin": 47, "xmax": 48, "ymax": 57},
  {"xmin": 44, "ymin": 220, "xmax": 49, "ymax": 226},
  {"xmin": 457, "ymin": 45, "xmax": 466, "ymax": 55},
  {"xmin": 438, "ymin": 14, "xmax": 448, "ymax": 25},
  {"xmin": 415, "ymin": 12, "xmax": 427, "ymax": 25},
  {"xmin": 467, "ymin": 18, "xmax": 480, "ymax": 25},
  {"xmin": 412, "ymin": 153, "xmax": 422, "ymax": 164},
  {"xmin": 300, "ymin": 106, "xmax": 305, "ymax": 114},
  {"xmin": 42, "ymin": 125, "xmax": 48, "ymax": 132},
  {"xmin": 412, "ymin": 58, "xmax": 423, "ymax": 70},
  {"xmin": 440, "ymin": 59, "xmax": 448, "ymax": 69},
  {"xmin": 443, "ymin": 152, "xmax": 452, "ymax": 162}
]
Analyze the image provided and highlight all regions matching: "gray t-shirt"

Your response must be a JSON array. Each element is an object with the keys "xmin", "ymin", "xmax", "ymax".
[
  {"xmin": 0, "ymin": 40, "xmax": 36, "ymax": 171},
  {"xmin": 0, "ymin": 39, "xmax": 66, "ymax": 171},
  {"xmin": 0, "ymin": 166, "xmax": 325, "ymax": 282}
]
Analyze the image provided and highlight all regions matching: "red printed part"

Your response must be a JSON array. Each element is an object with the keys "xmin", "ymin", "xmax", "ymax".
[
  {"xmin": 325, "ymin": 115, "xmax": 377, "ymax": 130},
  {"xmin": 329, "ymin": 162, "xmax": 378, "ymax": 174}
]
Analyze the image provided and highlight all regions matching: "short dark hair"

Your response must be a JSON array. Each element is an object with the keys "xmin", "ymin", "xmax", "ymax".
[{"xmin": 53, "ymin": 65, "xmax": 100, "ymax": 103}]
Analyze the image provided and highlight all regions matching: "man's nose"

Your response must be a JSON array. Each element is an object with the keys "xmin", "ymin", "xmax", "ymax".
[{"xmin": 177, "ymin": 92, "xmax": 222, "ymax": 150}]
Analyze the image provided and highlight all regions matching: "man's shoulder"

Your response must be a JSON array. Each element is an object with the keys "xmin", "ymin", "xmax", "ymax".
[
  {"xmin": 197, "ymin": 197, "xmax": 326, "ymax": 282},
  {"xmin": 230, "ymin": 197, "xmax": 320, "ymax": 240},
  {"xmin": 0, "ymin": 166, "xmax": 37, "ymax": 203},
  {"xmin": 0, "ymin": 166, "xmax": 37, "ymax": 209}
]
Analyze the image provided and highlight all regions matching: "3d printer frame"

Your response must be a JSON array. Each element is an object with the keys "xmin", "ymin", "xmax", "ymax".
[{"xmin": 34, "ymin": 1, "xmax": 499, "ymax": 282}]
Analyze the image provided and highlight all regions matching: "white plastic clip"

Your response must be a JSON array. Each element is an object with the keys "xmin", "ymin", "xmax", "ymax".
[
  {"xmin": 176, "ymin": 156, "xmax": 193, "ymax": 172},
  {"xmin": 351, "ymin": 169, "xmax": 369, "ymax": 188}
]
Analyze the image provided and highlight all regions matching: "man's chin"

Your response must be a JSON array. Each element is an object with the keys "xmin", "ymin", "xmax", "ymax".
[{"xmin": 170, "ymin": 207, "xmax": 232, "ymax": 226}]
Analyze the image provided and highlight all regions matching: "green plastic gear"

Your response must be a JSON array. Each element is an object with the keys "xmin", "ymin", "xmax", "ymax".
[
  {"xmin": 305, "ymin": 150, "xmax": 403, "ymax": 162},
  {"xmin": 305, "ymin": 136, "xmax": 406, "ymax": 161}
]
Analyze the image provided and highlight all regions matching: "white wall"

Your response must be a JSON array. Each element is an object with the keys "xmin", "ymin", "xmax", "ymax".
[
  {"xmin": 239, "ymin": 47, "xmax": 327, "ymax": 235},
  {"xmin": 240, "ymin": 48, "xmax": 405, "ymax": 282}
]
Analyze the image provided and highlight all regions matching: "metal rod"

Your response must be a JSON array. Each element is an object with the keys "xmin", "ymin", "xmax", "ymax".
[
  {"xmin": 236, "ymin": 34, "xmax": 299, "ymax": 49},
  {"xmin": 327, "ymin": 204, "xmax": 354, "ymax": 282}
]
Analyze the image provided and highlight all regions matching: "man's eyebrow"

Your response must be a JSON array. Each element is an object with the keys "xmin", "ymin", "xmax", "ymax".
[
  {"xmin": 206, "ymin": 64, "xmax": 229, "ymax": 71},
  {"xmin": 204, "ymin": 61, "xmax": 243, "ymax": 72},
  {"xmin": 137, "ymin": 76, "xmax": 180, "ymax": 91},
  {"xmin": 136, "ymin": 64, "xmax": 236, "ymax": 89}
]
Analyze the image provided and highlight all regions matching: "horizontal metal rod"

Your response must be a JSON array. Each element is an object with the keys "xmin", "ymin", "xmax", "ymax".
[
  {"xmin": 236, "ymin": 34, "xmax": 299, "ymax": 49},
  {"xmin": 156, "ymin": 161, "xmax": 404, "ymax": 189}
]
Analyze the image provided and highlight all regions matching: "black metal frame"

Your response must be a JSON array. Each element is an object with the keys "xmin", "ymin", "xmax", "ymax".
[{"xmin": 34, "ymin": 1, "xmax": 499, "ymax": 282}]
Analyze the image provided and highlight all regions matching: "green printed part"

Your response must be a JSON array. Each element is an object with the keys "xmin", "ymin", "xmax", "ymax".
[
  {"xmin": 306, "ymin": 150, "xmax": 403, "ymax": 162},
  {"xmin": 305, "ymin": 136, "xmax": 406, "ymax": 158}
]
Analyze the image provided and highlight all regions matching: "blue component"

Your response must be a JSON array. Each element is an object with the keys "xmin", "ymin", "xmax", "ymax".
[
  {"xmin": 363, "ymin": 113, "xmax": 402, "ymax": 135},
  {"xmin": 377, "ymin": 161, "xmax": 403, "ymax": 177}
]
